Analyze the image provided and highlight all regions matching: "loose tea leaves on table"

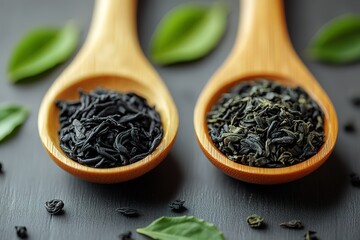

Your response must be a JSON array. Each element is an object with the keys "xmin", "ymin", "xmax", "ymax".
[
  {"xmin": 246, "ymin": 214, "xmax": 265, "ymax": 228},
  {"xmin": 169, "ymin": 199, "xmax": 186, "ymax": 212},
  {"xmin": 344, "ymin": 122, "xmax": 356, "ymax": 133},
  {"xmin": 304, "ymin": 230, "xmax": 318, "ymax": 240},
  {"xmin": 56, "ymin": 88, "xmax": 163, "ymax": 168},
  {"xmin": 280, "ymin": 219, "xmax": 304, "ymax": 229},
  {"xmin": 207, "ymin": 79, "xmax": 325, "ymax": 168},
  {"xmin": 351, "ymin": 96, "xmax": 360, "ymax": 107},
  {"xmin": 350, "ymin": 173, "xmax": 360, "ymax": 187},
  {"xmin": 116, "ymin": 207, "xmax": 139, "ymax": 217},
  {"xmin": 15, "ymin": 226, "xmax": 28, "ymax": 239},
  {"xmin": 45, "ymin": 199, "xmax": 64, "ymax": 215},
  {"xmin": 118, "ymin": 231, "xmax": 133, "ymax": 240}
]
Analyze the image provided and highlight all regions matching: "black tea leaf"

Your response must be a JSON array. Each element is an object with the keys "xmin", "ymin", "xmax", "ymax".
[
  {"xmin": 45, "ymin": 199, "xmax": 64, "ymax": 215},
  {"xmin": 15, "ymin": 226, "xmax": 27, "ymax": 239},
  {"xmin": 351, "ymin": 96, "xmax": 360, "ymax": 107},
  {"xmin": 118, "ymin": 231, "xmax": 133, "ymax": 240},
  {"xmin": 0, "ymin": 162, "xmax": 2, "ymax": 173},
  {"xmin": 116, "ymin": 207, "xmax": 139, "ymax": 217},
  {"xmin": 344, "ymin": 122, "xmax": 356, "ymax": 133},
  {"xmin": 56, "ymin": 88, "xmax": 163, "ymax": 168},
  {"xmin": 350, "ymin": 173, "xmax": 360, "ymax": 187},
  {"xmin": 246, "ymin": 214, "xmax": 264, "ymax": 229},
  {"xmin": 207, "ymin": 79, "xmax": 325, "ymax": 168},
  {"xmin": 280, "ymin": 219, "xmax": 304, "ymax": 229},
  {"xmin": 169, "ymin": 199, "xmax": 186, "ymax": 212}
]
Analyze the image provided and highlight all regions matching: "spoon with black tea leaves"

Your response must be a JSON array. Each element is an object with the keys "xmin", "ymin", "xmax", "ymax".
[
  {"xmin": 38, "ymin": 0, "xmax": 178, "ymax": 183},
  {"xmin": 194, "ymin": 0, "xmax": 338, "ymax": 184}
]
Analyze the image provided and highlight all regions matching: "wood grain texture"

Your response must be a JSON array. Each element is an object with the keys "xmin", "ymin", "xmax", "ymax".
[
  {"xmin": 37, "ymin": 0, "xmax": 178, "ymax": 183},
  {"xmin": 194, "ymin": 0, "xmax": 338, "ymax": 184},
  {"xmin": 0, "ymin": 0, "xmax": 360, "ymax": 239}
]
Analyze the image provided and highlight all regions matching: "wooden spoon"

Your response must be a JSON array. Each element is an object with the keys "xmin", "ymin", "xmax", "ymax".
[
  {"xmin": 194, "ymin": 0, "xmax": 338, "ymax": 184},
  {"xmin": 38, "ymin": 0, "xmax": 178, "ymax": 183}
]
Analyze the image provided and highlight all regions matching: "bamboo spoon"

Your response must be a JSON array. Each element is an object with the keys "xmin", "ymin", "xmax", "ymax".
[
  {"xmin": 194, "ymin": 0, "xmax": 338, "ymax": 184},
  {"xmin": 38, "ymin": 0, "xmax": 178, "ymax": 183}
]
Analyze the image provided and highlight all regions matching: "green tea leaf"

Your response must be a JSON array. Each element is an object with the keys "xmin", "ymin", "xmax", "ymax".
[
  {"xmin": 308, "ymin": 15, "xmax": 360, "ymax": 64},
  {"xmin": 7, "ymin": 22, "xmax": 79, "ymax": 82},
  {"xmin": 0, "ymin": 104, "xmax": 28, "ymax": 142},
  {"xmin": 150, "ymin": 3, "xmax": 227, "ymax": 65},
  {"xmin": 137, "ymin": 216, "xmax": 225, "ymax": 240}
]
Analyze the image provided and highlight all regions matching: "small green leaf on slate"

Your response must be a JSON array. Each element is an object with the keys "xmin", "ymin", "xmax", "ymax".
[
  {"xmin": 308, "ymin": 15, "xmax": 360, "ymax": 64},
  {"xmin": 247, "ymin": 214, "xmax": 264, "ymax": 228},
  {"xmin": 0, "ymin": 104, "xmax": 28, "ymax": 142},
  {"xmin": 150, "ymin": 3, "xmax": 227, "ymax": 65},
  {"xmin": 280, "ymin": 219, "xmax": 304, "ymax": 229},
  {"xmin": 137, "ymin": 216, "xmax": 225, "ymax": 240},
  {"xmin": 7, "ymin": 22, "xmax": 79, "ymax": 82},
  {"xmin": 304, "ymin": 230, "xmax": 318, "ymax": 240}
]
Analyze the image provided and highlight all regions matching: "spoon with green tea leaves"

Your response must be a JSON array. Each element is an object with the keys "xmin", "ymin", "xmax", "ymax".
[
  {"xmin": 194, "ymin": 0, "xmax": 338, "ymax": 184},
  {"xmin": 38, "ymin": 0, "xmax": 178, "ymax": 183}
]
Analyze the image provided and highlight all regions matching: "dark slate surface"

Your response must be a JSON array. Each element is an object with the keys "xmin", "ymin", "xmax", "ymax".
[{"xmin": 1, "ymin": 0, "xmax": 360, "ymax": 239}]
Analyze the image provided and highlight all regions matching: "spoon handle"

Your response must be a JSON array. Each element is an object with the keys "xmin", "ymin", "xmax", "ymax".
[
  {"xmin": 56, "ymin": 0, "xmax": 162, "ymax": 87},
  {"xmin": 236, "ymin": 0, "xmax": 292, "ymax": 54},
  {"xmin": 85, "ymin": 0, "xmax": 141, "ymax": 56},
  {"xmin": 231, "ymin": 0, "xmax": 299, "ymax": 72},
  {"xmin": 208, "ymin": 0, "xmax": 313, "ymax": 88}
]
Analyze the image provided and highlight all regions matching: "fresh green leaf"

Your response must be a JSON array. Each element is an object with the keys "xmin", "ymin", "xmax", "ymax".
[
  {"xmin": 0, "ymin": 104, "xmax": 28, "ymax": 142},
  {"xmin": 137, "ymin": 216, "xmax": 225, "ymax": 240},
  {"xmin": 150, "ymin": 3, "xmax": 227, "ymax": 65},
  {"xmin": 308, "ymin": 15, "xmax": 360, "ymax": 64},
  {"xmin": 7, "ymin": 22, "xmax": 79, "ymax": 82}
]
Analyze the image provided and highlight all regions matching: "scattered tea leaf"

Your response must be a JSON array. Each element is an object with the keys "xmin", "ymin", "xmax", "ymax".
[
  {"xmin": 118, "ymin": 231, "xmax": 133, "ymax": 240},
  {"xmin": 15, "ymin": 226, "xmax": 28, "ymax": 239},
  {"xmin": 344, "ymin": 122, "xmax": 356, "ymax": 133},
  {"xmin": 308, "ymin": 15, "xmax": 360, "ymax": 64},
  {"xmin": 150, "ymin": 3, "xmax": 227, "ymax": 65},
  {"xmin": 137, "ymin": 216, "xmax": 225, "ymax": 240},
  {"xmin": 116, "ymin": 207, "xmax": 139, "ymax": 217},
  {"xmin": 169, "ymin": 199, "xmax": 186, "ymax": 212},
  {"xmin": 351, "ymin": 96, "xmax": 360, "ymax": 107},
  {"xmin": 7, "ymin": 22, "xmax": 79, "ymax": 82},
  {"xmin": 350, "ymin": 173, "xmax": 360, "ymax": 187},
  {"xmin": 0, "ymin": 162, "xmax": 2, "ymax": 173},
  {"xmin": 280, "ymin": 220, "xmax": 304, "ymax": 229},
  {"xmin": 246, "ymin": 214, "xmax": 265, "ymax": 229},
  {"xmin": 45, "ymin": 199, "xmax": 64, "ymax": 215},
  {"xmin": 0, "ymin": 104, "xmax": 28, "ymax": 143},
  {"xmin": 304, "ymin": 230, "xmax": 318, "ymax": 240}
]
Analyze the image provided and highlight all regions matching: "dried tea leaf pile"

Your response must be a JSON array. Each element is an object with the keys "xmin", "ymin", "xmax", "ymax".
[
  {"xmin": 56, "ymin": 88, "xmax": 163, "ymax": 168},
  {"xmin": 207, "ymin": 80, "xmax": 324, "ymax": 168}
]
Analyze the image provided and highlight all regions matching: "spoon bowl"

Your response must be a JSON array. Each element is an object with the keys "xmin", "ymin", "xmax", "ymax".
[
  {"xmin": 38, "ymin": 0, "xmax": 178, "ymax": 183},
  {"xmin": 194, "ymin": 0, "xmax": 338, "ymax": 184}
]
